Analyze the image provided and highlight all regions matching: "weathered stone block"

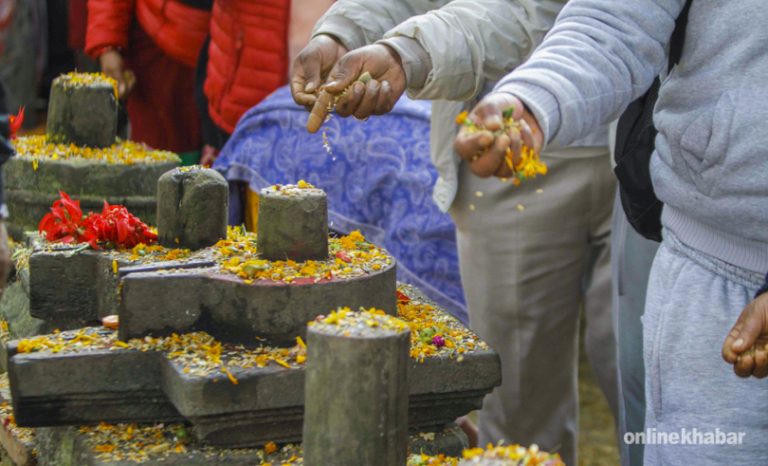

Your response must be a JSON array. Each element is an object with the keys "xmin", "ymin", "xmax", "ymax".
[
  {"xmin": 157, "ymin": 168, "xmax": 228, "ymax": 250},
  {"xmin": 46, "ymin": 74, "xmax": 117, "ymax": 148},
  {"xmin": 7, "ymin": 345, "xmax": 181, "ymax": 427},
  {"xmin": 30, "ymin": 423, "xmax": 466, "ymax": 466},
  {"xmin": 257, "ymin": 185, "xmax": 328, "ymax": 261},
  {"xmin": 119, "ymin": 263, "xmax": 397, "ymax": 345},
  {"xmin": 304, "ymin": 313, "xmax": 410, "ymax": 466},
  {"xmin": 7, "ymin": 337, "xmax": 499, "ymax": 448},
  {"xmin": 3, "ymin": 157, "xmax": 177, "ymax": 240}
]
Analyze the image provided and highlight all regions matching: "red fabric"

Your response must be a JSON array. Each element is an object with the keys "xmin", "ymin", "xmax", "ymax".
[
  {"xmin": 124, "ymin": 24, "xmax": 202, "ymax": 153},
  {"xmin": 86, "ymin": 0, "xmax": 209, "ymax": 67},
  {"xmin": 204, "ymin": 0, "xmax": 290, "ymax": 133},
  {"xmin": 68, "ymin": 0, "xmax": 88, "ymax": 51}
]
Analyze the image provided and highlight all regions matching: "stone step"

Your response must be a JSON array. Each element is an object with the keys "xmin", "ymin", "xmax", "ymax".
[{"xmin": 6, "ymin": 331, "xmax": 499, "ymax": 448}]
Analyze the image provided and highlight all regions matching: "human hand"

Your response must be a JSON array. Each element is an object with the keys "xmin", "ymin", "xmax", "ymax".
[
  {"xmin": 722, "ymin": 292, "xmax": 768, "ymax": 378},
  {"xmin": 99, "ymin": 49, "xmax": 136, "ymax": 99},
  {"xmin": 305, "ymin": 44, "xmax": 406, "ymax": 133},
  {"xmin": 200, "ymin": 145, "xmax": 219, "ymax": 168},
  {"xmin": 454, "ymin": 93, "xmax": 543, "ymax": 178},
  {"xmin": 290, "ymin": 34, "xmax": 348, "ymax": 110}
]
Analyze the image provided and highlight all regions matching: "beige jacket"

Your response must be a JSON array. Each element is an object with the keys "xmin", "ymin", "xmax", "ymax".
[{"xmin": 314, "ymin": 0, "xmax": 607, "ymax": 211}]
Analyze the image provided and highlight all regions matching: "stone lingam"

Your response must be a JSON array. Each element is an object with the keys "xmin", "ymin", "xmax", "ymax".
[
  {"xmin": 3, "ymin": 72, "xmax": 180, "ymax": 240},
  {"xmin": 0, "ymin": 171, "xmax": 501, "ymax": 465}
]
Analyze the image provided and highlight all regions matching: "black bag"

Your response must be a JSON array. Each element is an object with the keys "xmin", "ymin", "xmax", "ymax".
[{"xmin": 613, "ymin": 0, "xmax": 692, "ymax": 242}]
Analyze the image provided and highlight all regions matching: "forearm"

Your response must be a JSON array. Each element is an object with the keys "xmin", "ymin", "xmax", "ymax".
[
  {"xmin": 312, "ymin": 0, "xmax": 448, "ymax": 50},
  {"xmin": 381, "ymin": 0, "xmax": 565, "ymax": 101},
  {"xmin": 85, "ymin": 0, "xmax": 136, "ymax": 58},
  {"xmin": 494, "ymin": 0, "xmax": 684, "ymax": 146}
]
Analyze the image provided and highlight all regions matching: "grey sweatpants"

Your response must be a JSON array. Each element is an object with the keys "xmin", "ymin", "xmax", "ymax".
[
  {"xmin": 642, "ymin": 232, "xmax": 768, "ymax": 465},
  {"xmin": 451, "ymin": 147, "xmax": 618, "ymax": 466}
]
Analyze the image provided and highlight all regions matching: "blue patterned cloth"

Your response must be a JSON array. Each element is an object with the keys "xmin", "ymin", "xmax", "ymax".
[{"xmin": 214, "ymin": 86, "xmax": 466, "ymax": 321}]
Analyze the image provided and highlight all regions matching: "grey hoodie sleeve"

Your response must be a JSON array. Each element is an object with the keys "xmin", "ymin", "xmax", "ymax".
[
  {"xmin": 494, "ymin": 0, "xmax": 685, "ymax": 146},
  {"xmin": 381, "ymin": 0, "xmax": 565, "ymax": 102}
]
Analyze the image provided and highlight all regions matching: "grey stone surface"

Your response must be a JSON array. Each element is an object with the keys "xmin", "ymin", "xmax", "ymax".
[
  {"xmin": 0, "ymin": 280, "xmax": 51, "ymax": 340},
  {"xmin": 7, "ymin": 346, "xmax": 181, "ymax": 427},
  {"xmin": 23, "ymin": 244, "xmax": 213, "ymax": 331},
  {"xmin": 304, "ymin": 322, "xmax": 410, "ymax": 466},
  {"xmin": 29, "ymin": 423, "xmax": 467, "ymax": 466},
  {"xmin": 7, "ymin": 336, "xmax": 499, "ymax": 448},
  {"xmin": 257, "ymin": 186, "xmax": 328, "ymax": 261},
  {"xmin": 46, "ymin": 76, "xmax": 117, "ymax": 148},
  {"xmin": 27, "ymin": 249, "xmax": 131, "ymax": 327},
  {"xmin": 409, "ymin": 423, "xmax": 468, "ymax": 458},
  {"xmin": 157, "ymin": 168, "xmax": 228, "ymax": 250},
  {"xmin": 3, "ymin": 158, "xmax": 177, "ymax": 240},
  {"xmin": 119, "ymin": 263, "xmax": 397, "ymax": 345}
]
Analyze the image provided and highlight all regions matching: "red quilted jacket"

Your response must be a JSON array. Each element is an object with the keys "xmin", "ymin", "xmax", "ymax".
[
  {"xmin": 85, "ymin": 0, "xmax": 211, "ymax": 68},
  {"xmin": 204, "ymin": 0, "xmax": 290, "ymax": 133}
]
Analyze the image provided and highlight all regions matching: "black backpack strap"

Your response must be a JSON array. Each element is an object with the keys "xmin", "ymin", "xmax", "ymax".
[
  {"xmin": 612, "ymin": 0, "xmax": 693, "ymax": 242},
  {"xmin": 669, "ymin": 0, "xmax": 693, "ymax": 69}
]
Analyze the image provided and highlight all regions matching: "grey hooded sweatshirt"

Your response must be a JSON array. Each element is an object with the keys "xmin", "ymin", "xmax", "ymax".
[{"xmin": 495, "ymin": 0, "xmax": 768, "ymax": 273}]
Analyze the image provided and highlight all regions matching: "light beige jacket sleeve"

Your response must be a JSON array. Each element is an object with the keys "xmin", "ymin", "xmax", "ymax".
[
  {"xmin": 313, "ymin": 0, "xmax": 566, "ymax": 102},
  {"xmin": 312, "ymin": 1, "xmax": 451, "ymax": 51}
]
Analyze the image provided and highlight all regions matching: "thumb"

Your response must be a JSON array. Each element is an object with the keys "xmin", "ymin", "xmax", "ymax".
[
  {"xmin": 731, "ymin": 305, "xmax": 768, "ymax": 353},
  {"xmin": 324, "ymin": 53, "xmax": 363, "ymax": 94}
]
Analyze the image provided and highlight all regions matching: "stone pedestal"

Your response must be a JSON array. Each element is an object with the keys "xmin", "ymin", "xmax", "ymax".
[
  {"xmin": 3, "ymin": 157, "xmax": 178, "ymax": 240},
  {"xmin": 157, "ymin": 167, "xmax": 228, "ymax": 250},
  {"xmin": 303, "ymin": 311, "xmax": 410, "ymax": 466},
  {"xmin": 257, "ymin": 185, "xmax": 328, "ymax": 261},
  {"xmin": 46, "ymin": 73, "xmax": 117, "ymax": 148}
]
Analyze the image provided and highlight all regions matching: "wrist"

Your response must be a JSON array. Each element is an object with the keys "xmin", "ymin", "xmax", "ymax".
[
  {"xmin": 377, "ymin": 36, "xmax": 430, "ymax": 91},
  {"xmin": 95, "ymin": 46, "xmax": 121, "ymax": 59}
]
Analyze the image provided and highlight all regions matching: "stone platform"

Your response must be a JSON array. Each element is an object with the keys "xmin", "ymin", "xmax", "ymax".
[
  {"xmin": 0, "ymin": 374, "xmax": 469, "ymax": 466},
  {"xmin": 6, "ymin": 325, "xmax": 499, "ymax": 448}
]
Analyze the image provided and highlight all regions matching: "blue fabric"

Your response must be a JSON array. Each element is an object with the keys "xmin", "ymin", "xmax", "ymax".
[{"xmin": 214, "ymin": 86, "xmax": 467, "ymax": 322}]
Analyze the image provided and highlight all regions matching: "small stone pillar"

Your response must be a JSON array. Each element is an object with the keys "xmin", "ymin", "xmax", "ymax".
[
  {"xmin": 157, "ymin": 167, "xmax": 228, "ymax": 249},
  {"xmin": 257, "ymin": 182, "xmax": 328, "ymax": 261},
  {"xmin": 46, "ymin": 73, "xmax": 118, "ymax": 148},
  {"xmin": 303, "ymin": 309, "xmax": 410, "ymax": 466}
]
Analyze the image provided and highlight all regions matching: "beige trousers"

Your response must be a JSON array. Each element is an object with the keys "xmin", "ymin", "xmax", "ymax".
[{"xmin": 450, "ymin": 147, "xmax": 618, "ymax": 466}]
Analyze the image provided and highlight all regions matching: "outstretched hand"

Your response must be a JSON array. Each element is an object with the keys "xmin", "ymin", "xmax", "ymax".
[
  {"xmin": 722, "ymin": 292, "xmax": 768, "ymax": 378},
  {"xmin": 290, "ymin": 34, "xmax": 348, "ymax": 110},
  {"xmin": 305, "ymin": 44, "xmax": 406, "ymax": 133},
  {"xmin": 454, "ymin": 93, "xmax": 543, "ymax": 178}
]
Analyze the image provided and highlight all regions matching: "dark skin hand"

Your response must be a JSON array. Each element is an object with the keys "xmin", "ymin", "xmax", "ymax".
[
  {"xmin": 454, "ymin": 92, "xmax": 543, "ymax": 179},
  {"xmin": 305, "ymin": 44, "xmax": 406, "ymax": 133},
  {"xmin": 290, "ymin": 34, "xmax": 348, "ymax": 111},
  {"xmin": 99, "ymin": 49, "xmax": 136, "ymax": 99},
  {"xmin": 722, "ymin": 292, "xmax": 768, "ymax": 378}
]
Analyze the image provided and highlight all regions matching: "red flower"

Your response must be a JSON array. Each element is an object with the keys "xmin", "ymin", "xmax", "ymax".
[
  {"xmin": 38, "ymin": 192, "xmax": 156, "ymax": 249},
  {"xmin": 396, "ymin": 290, "xmax": 411, "ymax": 304},
  {"xmin": 38, "ymin": 191, "xmax": 87, "ymax": 244},
  {"xmin": 8, "ymin": 107, "xmax": 24, "ymax": 139}
]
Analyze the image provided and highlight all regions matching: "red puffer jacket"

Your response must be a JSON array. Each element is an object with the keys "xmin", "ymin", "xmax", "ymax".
[
  {"xmin": 204, "ymin": 0, "xmax": 290, "ymax": 133},
  {"xmin": 86, "ymin": 0, "xmax": 210, "ymax": 68}
]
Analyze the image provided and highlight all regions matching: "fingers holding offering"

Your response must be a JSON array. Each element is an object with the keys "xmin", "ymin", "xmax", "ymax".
[{"xmin": 290, "ymin": 35, "xmax": 348, "ymax": 109}]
